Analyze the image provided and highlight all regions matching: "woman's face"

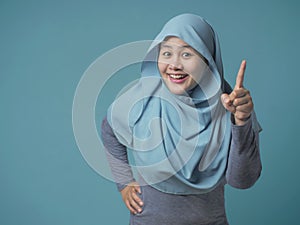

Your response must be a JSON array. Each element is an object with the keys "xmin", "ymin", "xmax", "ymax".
[{"xmin": 158, "ymin": 37, "xmax": 207, "ymax": 95}]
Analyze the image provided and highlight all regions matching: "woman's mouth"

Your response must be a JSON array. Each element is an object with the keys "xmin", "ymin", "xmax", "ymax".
[{"xmin": 168, "ymin": 74, "xmax": 189, "ymax": 83}]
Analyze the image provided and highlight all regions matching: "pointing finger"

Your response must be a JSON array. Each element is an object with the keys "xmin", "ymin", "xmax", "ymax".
[{"xmin": 235, "ymin": 60, "xmax": 247, "ymax": 89}]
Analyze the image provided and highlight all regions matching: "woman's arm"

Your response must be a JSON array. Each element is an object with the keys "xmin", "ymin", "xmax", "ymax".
[
  {"xmin": 101, "ymin": 117, "xmax": 144, "ymax": 214},
  {"xmin": 225, "ymin": 115, "xmax": 262, "ymax": 189},
  {"xmin": 221, "ymin": 61, "xmax": 262, "ymax": 188},
  {"xmin": 101, "ymin": 117, "xmax": 135, "ymax": 191}
]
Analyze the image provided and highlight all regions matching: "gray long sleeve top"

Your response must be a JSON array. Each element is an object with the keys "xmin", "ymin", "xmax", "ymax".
[
  {"xmin": 101, "ymin": 115, "xmax": 262, "ymax": 192},
  {"xmin": 101, "ymin": 115, "xmax": 262, "ymax": 225}
]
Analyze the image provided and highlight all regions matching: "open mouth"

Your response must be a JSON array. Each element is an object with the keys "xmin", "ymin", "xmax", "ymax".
[{"xmin": 168, "ymin": 74, "xmax": 189, "ymax": 83}]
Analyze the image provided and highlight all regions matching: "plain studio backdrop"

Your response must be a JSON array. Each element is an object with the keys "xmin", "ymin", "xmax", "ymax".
[{"xmin": 0, "ymin": 0, "xmax": 299, "ymax": 224}]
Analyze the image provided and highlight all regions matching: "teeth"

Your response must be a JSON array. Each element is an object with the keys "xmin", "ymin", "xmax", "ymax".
[{"xmin": 169, "ymin": 74, "xmax": 186, "ymax": 79}]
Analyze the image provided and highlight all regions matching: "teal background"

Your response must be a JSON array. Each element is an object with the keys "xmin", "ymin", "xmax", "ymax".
[{"xmin": 1, "ymin": 0, "xmax": 299, "ymax": 224}]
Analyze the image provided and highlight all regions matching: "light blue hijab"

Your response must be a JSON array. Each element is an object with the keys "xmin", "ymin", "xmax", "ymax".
[{"xmin": 107, "ymin": 14, "xmax": 233, "ymax": 194}]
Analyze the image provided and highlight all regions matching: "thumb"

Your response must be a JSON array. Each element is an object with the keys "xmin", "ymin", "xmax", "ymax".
[
  {"xmin": 221, "ymin": 93, "xmax": 230, "ymax": 105},
  {"xmin": 133, "ymin": 183, "xmax": 141, "ymax": 194},
  {"xmin": 221, "ymin": 93, "xmax": 235, "ymax": 113}
]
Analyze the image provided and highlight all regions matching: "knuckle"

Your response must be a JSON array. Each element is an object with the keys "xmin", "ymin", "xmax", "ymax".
[
  {"xmin": 247, "ymin": 100, "xmax": 253, "ymax": 108},
  {"xmin": 233, "ymin": 99, "xmax": 239, "ymax": 106},
  {"xmin": 232, "ymin": 91, "xmax": 237, "ymax": 98},
  {"xmin": 126, "ymin": 202, "xmax": 132, "ymax": 209},
  {"xmin": 130, "ymin": 200, "xmax": 136, "ymax": 206},
  {"xmin": 133, "ymin": 193, "xmax": 139, "ymax": 200},
  {"xmin": 241, "ymin": 89, "xmax": 248, "ymax": 97},
  {"xmin": 249, "ymin": 101, "xmax": 254, "ymax": 108}
]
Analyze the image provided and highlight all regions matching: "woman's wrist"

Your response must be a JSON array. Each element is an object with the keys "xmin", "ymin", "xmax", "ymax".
[{"xmin": 231, "ymin": 114, "xmax": 251, "ymax": 126}]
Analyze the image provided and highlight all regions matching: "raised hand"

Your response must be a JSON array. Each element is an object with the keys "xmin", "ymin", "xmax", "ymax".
[
  {"xmin": 221, "ymin": 60, "xmax": 253, "ymax": 126},
  {"xmin": 121, "ymin": 181, "xmax": 144, "ymax": 214}
]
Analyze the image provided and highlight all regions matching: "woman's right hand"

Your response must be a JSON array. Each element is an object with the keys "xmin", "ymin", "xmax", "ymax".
[{"xmin": 121, "ymin": 181, "xmax": 144, "ymax": 214}]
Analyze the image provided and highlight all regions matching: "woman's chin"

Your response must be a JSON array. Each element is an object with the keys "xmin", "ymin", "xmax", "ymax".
[{"xmin": 165, "ymin": 84, "xmax": 188, "ymax": 95}]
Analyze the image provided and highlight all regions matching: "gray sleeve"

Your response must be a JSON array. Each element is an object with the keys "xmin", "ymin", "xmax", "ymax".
[
  {"xmin": 101, "ymin": 117, "xmax": 135, "ymax": 191},
  {"xmin": 225, "ymin": 114, "xmax": 262, "ymax": 189}
]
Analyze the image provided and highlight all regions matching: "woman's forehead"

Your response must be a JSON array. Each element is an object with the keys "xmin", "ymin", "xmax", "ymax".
[
  {"xmin": 162, "ymin": 36, "xmax": 190, "ymax": 48},
  {"xmin": 160, "ymin": 37, "xmax": 199, "ymax": 54}
]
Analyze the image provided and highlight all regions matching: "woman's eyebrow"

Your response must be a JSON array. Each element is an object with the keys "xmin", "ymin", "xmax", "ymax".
[
  {"xmin": 160, "ymin": 44, "xmax": 193, "ymax": 49},
  {"xmin": 160, "ymin": 44, "xmax": 172, "ymax": 49},
  {"xmin": 182, "ymin": 45, "xmax": 193, "ymax": 49}
]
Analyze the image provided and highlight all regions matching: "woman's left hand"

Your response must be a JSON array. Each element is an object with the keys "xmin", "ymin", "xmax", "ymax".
[{"xmin": 221, "ymin": 60, "xmax": 253, "ymax": 126}]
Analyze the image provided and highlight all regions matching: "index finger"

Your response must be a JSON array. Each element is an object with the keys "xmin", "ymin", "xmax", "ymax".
[{"xmin": 235, "ymin": 60, "xmax": 247, "ymax": 89}]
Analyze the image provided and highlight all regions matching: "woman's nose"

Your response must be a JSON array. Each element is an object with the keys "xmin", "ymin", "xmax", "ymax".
[{"xmin": 168, "ymin": 58, "xmax": 183, "ymax": 70}]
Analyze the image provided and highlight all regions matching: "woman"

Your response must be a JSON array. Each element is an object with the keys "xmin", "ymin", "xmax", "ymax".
[{"xmin": 101, "ymin": 13, "xmax": 262, "ymax": 225}]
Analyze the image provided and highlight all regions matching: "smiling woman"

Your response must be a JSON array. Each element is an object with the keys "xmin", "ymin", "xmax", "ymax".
[
  {"xmin": 101, "ymin": 13, "xmax": 262, "ymax": 225},
  {"xmin": 158, "ymin": 37, "xmax": 208, "ymax": 95}
]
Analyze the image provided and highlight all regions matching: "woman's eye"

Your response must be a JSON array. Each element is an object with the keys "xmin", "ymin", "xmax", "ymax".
[
  {"xmin": 182, "ymin": 52, "xmax": 192, "ymax": 58},
  {"xmin": 162, "ymin": 51, "xmax": 171, "ymax": 57}
]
